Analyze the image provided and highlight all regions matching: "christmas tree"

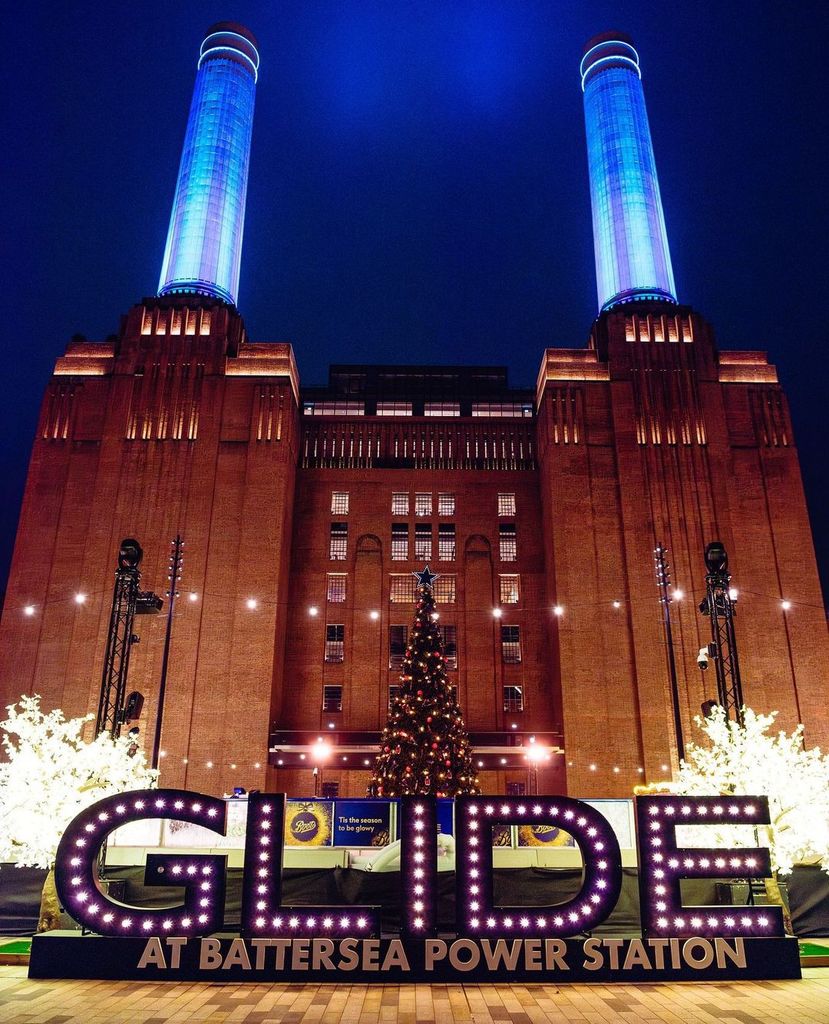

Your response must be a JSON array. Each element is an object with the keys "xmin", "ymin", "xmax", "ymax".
[{"xmin": 368, "ymin": 566, "xmax": 480, "ymax": 797}]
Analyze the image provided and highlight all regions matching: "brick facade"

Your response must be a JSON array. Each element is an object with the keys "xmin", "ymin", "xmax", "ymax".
[{"xmin": 0, "ymin": 295, "xmax": 826, "ymax": 799}]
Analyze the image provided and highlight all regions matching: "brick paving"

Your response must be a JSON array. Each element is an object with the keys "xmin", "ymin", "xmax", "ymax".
[{"xmin": 1, "ymin": 966, "xmax": 829, "ymax": 1023}]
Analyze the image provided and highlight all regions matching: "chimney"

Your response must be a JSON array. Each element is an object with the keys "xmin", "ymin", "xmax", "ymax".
[
  {"xmin": 158, "ymin": 23, "xmax": 260, "ymax": 307},
  {"xmin": 580, "ymin": 33, "xmax": 676, "ymax": 313}
]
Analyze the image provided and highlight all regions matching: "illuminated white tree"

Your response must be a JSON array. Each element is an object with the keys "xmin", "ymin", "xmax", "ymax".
[
  {"xmin": 668, "ymin": 706, "xmax": 829, "ymax": 932},
  {"xmin": 0, "ymin": 695, "xmax": 157, "ymax": 931}
]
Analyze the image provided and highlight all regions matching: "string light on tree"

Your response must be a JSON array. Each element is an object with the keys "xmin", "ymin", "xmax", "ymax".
[{"xmin": 368, "ymin": 566, "xmax": 480, "ymax": 798}]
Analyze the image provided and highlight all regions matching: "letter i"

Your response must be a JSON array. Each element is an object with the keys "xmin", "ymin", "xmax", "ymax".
[{"xmin": 400, "ymin": 797, "xmax": 438, "ymax": 938}]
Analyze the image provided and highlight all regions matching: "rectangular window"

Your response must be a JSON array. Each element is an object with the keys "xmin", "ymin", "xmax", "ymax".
[
  {"xmin": 330, "ymin": 491, "xmax": 349, "ymax": 515},
  {"xmin": 498, "ymin": 493, "xmax": 517, "ymax": 516},
  {"xmin": 499, "ymin": 524, "xmax": 517, "ymax": 562},
  {"xmin": 325, "ymin": 624, "xmax": 345, "ymax": 663},
  {"xmin": 503, "ymin": 685, "xmax": 524, "ymax": 712},
  {"xmin": 391, "ymin": 523, "xmax": 409, "ymax": 561},
  {"xmin": 506, "ymin": 782, "xmax": 526, "ymax": 796},
  {"xmin": 329, "ymin": 523, "xmax": 348, "ymax": 560},
  {"xmin": 440, "ymin": 625, "xmax": 458, "ymax": 670},
  {"xmin": 322, "ymin": 685, "xmax": 343, "ymax": 712},
  {"xmin": 391, "ymin": 492, "xmax": 410, "ymax": 516},
  {"xmin": 377, "ymin": 401, "xmax": 413, "ymax": 417},
  {"xmin": 433, "ymin": 575, "xmax": 456, "ymax": 604},
  {"xmin": 424, "ymin": 402, "xmax": 460, "ymax": 417},
  {"xmin": 438, "ymin": 524, "xmax": 456, "ymax": 561},
  {"xmin": 415, "ymin": 523, "xmax": 432, "ymax": 561},
  {"xmin": 438, "ymin": 493, "xmax": 455, "ymax": 516},
  {"xmin": 321, "ymin": 782, "xmax": 340, "ymax": 799},
  {"xmin": 499, "ymin": 575, "xmax": 520, "ymax": 604},
  {"xmin": 389, "ymin": 626, "xmax": 408, "ymax": 670},
  {"xmin": 472, "ymin": 402, "xmax": 533, "ymax": 418},
  {"xmin": 389, "ymin": 684, "xmax": 401, "ymax": 708},
  {"xmin": 327, "ymin": 574, "xmax": 347, "ymax": 603},
  {"xmin": 501, "ymin": 625, "xmax": 521, "ymax": 664},
  {"xmin": 415, "ymin": 493, "xmax": 432, "ymax": 517},
  {"xmin": 303, "ymin": 401, "xmax": 365, "ymax": 416},
  {"xmin": 390, "ymin": 575, "xmax": 417, "ymax": 603}
]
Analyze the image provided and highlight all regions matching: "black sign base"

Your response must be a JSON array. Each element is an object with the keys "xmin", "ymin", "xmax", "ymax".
[{"xmin": 29, "ymin": 932, "xmax": 801, "ymax": 983}]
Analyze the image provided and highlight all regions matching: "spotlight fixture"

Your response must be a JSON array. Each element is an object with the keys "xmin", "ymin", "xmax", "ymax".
[
  {"xmin": 246, "ymin": 598, "xmax": 258, "ymax": 610},
  {"xmin": 23, "ymin": 605, "xmax": 35, "ymax": 616},
  {"xmin": 369, "ymin": 610, "xmax": 379, "ymax": 620},
  {"xmin": 492, "ymin": 608, "xmax": 503, "ymax": 618},
  {"xmin": 74, "ymin": 593, "xmax": 87, "ymax": 605},
  {"xmin": 553, "ymin": 605, "xmax": 564, "ymax": 616},
  {"xmin": 308, "ymin": 606, "xmax": 319, "ymax": 616},
  {"xmin": 781, "ymin": 600, "xmax": 791, "ymax": 611},
  {"xmin": 704, "ymin": 541, "xmax": 728, "ymax": 574}
]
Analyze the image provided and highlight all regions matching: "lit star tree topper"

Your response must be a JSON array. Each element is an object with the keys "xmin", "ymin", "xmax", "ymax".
[{"xmin": 368, "ymin": 566, "xmax": 480, "ymax": 798}]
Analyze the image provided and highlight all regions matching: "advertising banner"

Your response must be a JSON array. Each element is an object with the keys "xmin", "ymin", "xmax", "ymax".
[
  {"xmin": 333, "ymin": 801, "xmax": 391, "ymax": 847},
  {"xmin": 283, "ymin": 800, "xmax": 334, "ymax": 847}
]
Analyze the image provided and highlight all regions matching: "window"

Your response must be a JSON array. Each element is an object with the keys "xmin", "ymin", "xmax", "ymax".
[
  {"xmin": 433, "ymin": 576, "xmax": 456, "ymax": 604},
  {"xmin": 390, "ymin": 575, "xmax": 417, "ymax": 603},
  {"xmin": 438, "ymin": 493, "xmax": 455, "ymax": 516},
  {"xmin": 472, "ymin": 402, "xmax": 533, "ymax": 418},
  {"xmin": 391, "ymin": 523, "xmax": 409, "ymax": 561},
  {"xmin": 438, "ymin": 524, "xmax": 456, "ymax": 561},
  {"xmin": 498, "ymin": 493, "xmax": 517, "ymax": 516},
  {"xmin": 325, "ymin": 624, "xmax": 345, "ymax": 663},
  {"xmin": 440, "ymin": 625, "xmax": 458, "ymax": 669},
  {"xmin": 327, "ymin": 574, "xmax": 347, "ymax": 603},
  {"xmin": 329, "ymin": 523, "xmax": 348, "ymax": 560},
  {"xmin": 391, "ymin": 492, "xmax": 410, "ymax": 516},
  {"xmin": 377, "ymin": 401, "xmax": 413, "ymax": 417},
  {"xmin": 415, "ymin": 493, "xmax": 432, "ymax": 517},
  {"xmin": 499, "ymin": 524, "xmax": 517, "ymax": 562},
  {"xmin": 506, "ymin": 782, "xmax": 526, "ymax": 796},
  {"xmin": 303, "ymin": 401, "xmax": 365, "ymax": 416},
  {"xmin": 501, "ymin": 625, "xmax": 521, "ymax": 664},
  {"xmin": 389, "ymin": 626, "xmax": 408, "ymax": 670},
  {"xmin": 389, "ymin": 684, "xmax": 401, "ymax": 708},
  {"xmin": 424, "ymin": 402, "xmax": 460, "ymax": 417},
  {"xmin": 415, "ymin": 524, "xmax": 432, "ymax": 561},
  {"xmin": 321, "ymin": 782, "xmax": 340, "ymax": 799},
  {"xmin": 503, "ymin": 685, "xmax": 524, "ymax": 712},
  {"xmin": 499, "ymin": 575, "xmax": 520, "ymax": 604},
  {"xmin": 323, "ymin": 685, "xmax": 343, "ymax": 712},
  {"xmin": 330, "ymin": 492, "xmax": 349, "ymax": 515}
]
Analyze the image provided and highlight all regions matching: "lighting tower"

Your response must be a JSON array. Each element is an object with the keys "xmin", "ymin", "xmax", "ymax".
[
  {"xmin": 158, "ymin": 23, "xmax": 260, "ymax": 306},
  {"xmin": 580, "ymin": 32, "xmax": 677, "ymax": 311},
  {"xmin": 95, "ymin": 539, "xmax": 161, "ymax": 739},
  {"xmin": 699, "ymin": 541, "xmax": 745, "ymax": 725}
]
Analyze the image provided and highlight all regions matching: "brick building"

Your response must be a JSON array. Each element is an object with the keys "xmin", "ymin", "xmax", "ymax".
[{"xmin": 0, "ymin": 26, "xmax": 826, "ymax": 799}]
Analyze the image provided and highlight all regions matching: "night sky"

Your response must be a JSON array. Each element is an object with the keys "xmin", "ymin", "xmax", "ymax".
[{"xmin": 2, "ymin": 2, "xmax": 828, "ymax": 604}]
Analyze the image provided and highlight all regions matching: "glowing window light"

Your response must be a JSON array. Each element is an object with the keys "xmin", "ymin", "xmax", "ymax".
[{"xmin": 580, "ymin": 36, "xmax": 677, "ymax": 312}]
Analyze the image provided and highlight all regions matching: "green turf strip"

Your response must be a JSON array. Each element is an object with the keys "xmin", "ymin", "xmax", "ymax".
[
  {"xmin": 0, "ymin": 939, "xmax": 31, "ymax": 954},
  {"xmin": 799, "ymin": 941, "xmax": 829, "ymax": 957}
]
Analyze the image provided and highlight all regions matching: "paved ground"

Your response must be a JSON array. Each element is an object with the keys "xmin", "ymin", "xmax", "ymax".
[{"xmin": 2, "ymin": 967, "xmax": 829, "ymax": 1024}]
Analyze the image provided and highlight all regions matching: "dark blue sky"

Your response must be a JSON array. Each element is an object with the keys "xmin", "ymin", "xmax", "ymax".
[{"xmin": 2, "ymin": 1, "xmax": 828, "ymax": 602}]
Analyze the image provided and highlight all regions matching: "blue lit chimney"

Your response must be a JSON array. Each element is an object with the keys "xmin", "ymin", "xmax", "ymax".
[
  {"xmin": 158, "ymin": 23, "xmax": 260, "ymax": 307},
  {"xmin": 580, "ymin": 33, "xmax": 677, "ymax": 313}
]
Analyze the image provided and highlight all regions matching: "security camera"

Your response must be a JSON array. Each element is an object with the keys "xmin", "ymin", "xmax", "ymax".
[{"xmin": 697, "ymin": 646, "xmax": 710, "ymax": 670}]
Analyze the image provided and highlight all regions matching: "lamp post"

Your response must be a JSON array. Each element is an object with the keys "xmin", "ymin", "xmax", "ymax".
[
  {"xmin": 524, "ymin": 742, "xmax": 549, "ymax": 796},
  {"xmin": 653, "ymin": 543, "xmax": 685, "ymax": 762},
  {"xmin": 311, "ymin": 739, "xmax": 332, "ymax": 797}
]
